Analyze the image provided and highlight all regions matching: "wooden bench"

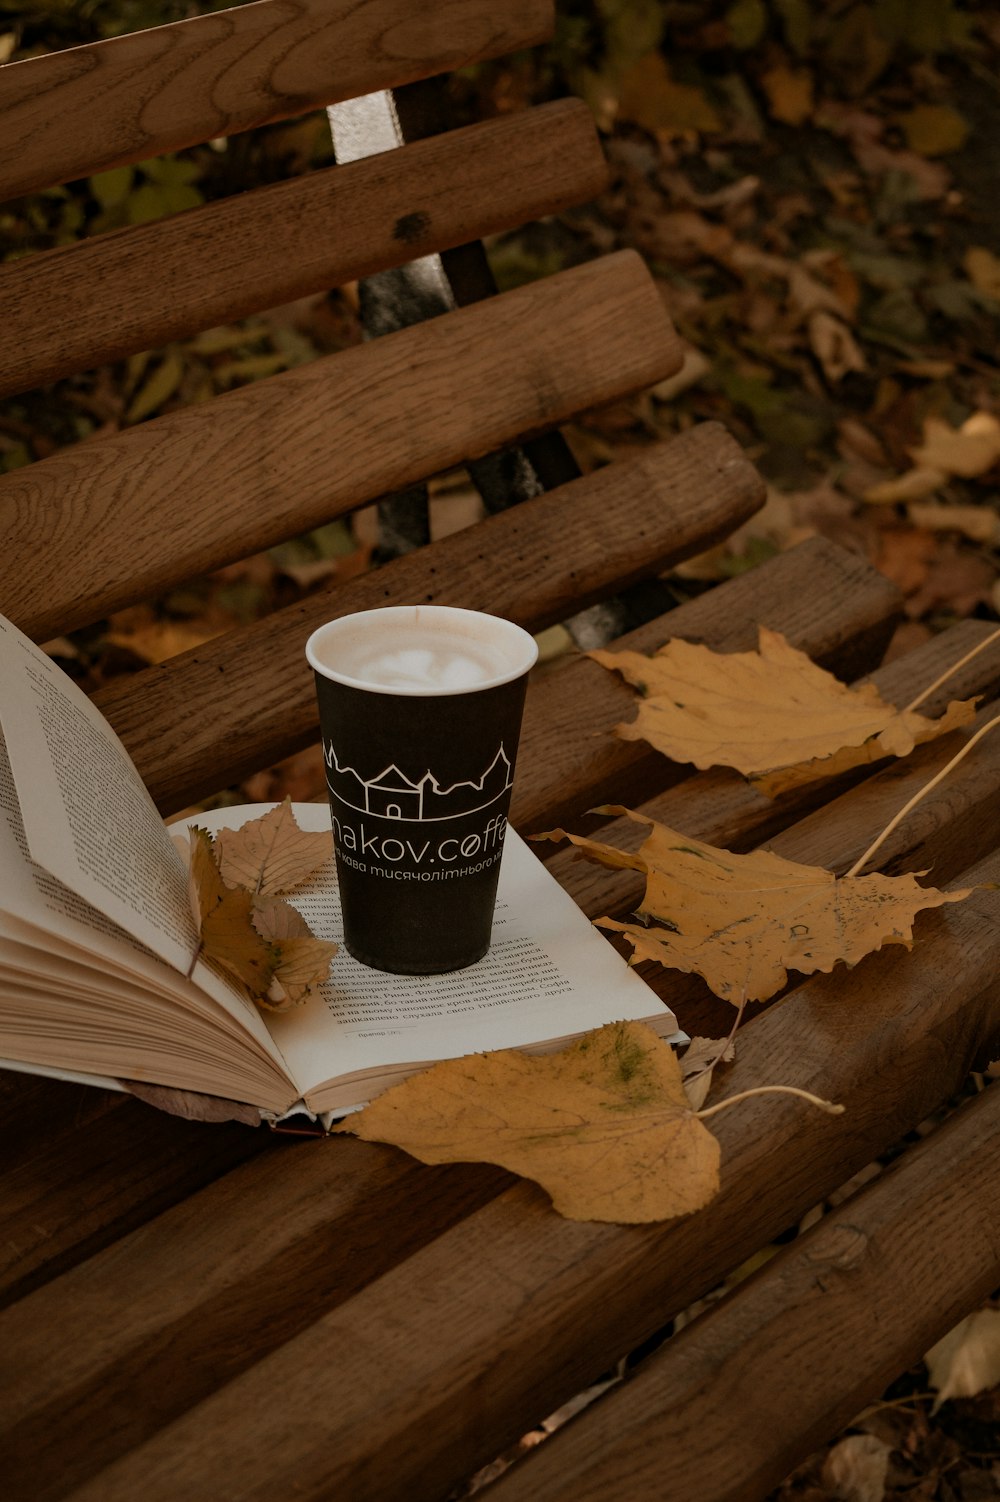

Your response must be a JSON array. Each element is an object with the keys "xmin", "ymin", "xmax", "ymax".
[{"xmin": 2, "ymin": 4, "xmax": 999, "ymax": 1499}]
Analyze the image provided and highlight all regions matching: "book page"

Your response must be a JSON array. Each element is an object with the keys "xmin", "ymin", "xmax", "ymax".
[
  {"xmin": 0, "ymin": 615, "xmax": 195, "ymax": 973},
  {"xmin": 0, "ymin": 619, "xmax": 286, "ymax": 1063},
  {"xmin": 179, "ymin": 804, "xmax": 681, "ymax": 1106}
]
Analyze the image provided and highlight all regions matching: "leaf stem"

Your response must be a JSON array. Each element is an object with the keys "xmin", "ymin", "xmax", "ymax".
[
  {"xmin": 696, "ymin": 1085, "xmax": 844, "ymax": 1119},
  {"xmin": 903, "ymin": 625, "xmax": 1000, "ymax": 715},
  {"xmin": 845, "ymin": 711, "xmax": 1000, "ymax": 879},
  {"xmin": 186, "ymin": 940, "xmax": 203, "ymax": 982}
]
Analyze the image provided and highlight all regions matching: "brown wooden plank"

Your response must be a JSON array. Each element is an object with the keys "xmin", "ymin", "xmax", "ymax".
[
  {"xmin": 512, "ymin": 535, "xmax": 902, "ymax": 833},
  {"xmin": 49, "ymin": 858, "xmax": 1000, "ymax": 1502},
  {"xmin": 0, "ymin": 1137, "xmax": 509, "ymax": 1501},
  {"xmin": 0, "ymin": 0, "xmax": 554, "ymax": 202},
  {"xmin": 90, "ymin": 421, "xmax": 758, "ymax": 816},
  {"xmin": 549, "ymin": 618, "xmax": 1000, "ymax": 920},
  {"xmin": 0, "ymin": 251, "xmax": 680, "ymax": 642},
  {"xmin": 6, "ymin": 741, "xmax": 998, "ymax": 1502},
  {"xmin": 0, "ymin": 1095, "xmax": 271, "ymax": 1308},
  {"xmin": 489, "ymin": 1083, "xmax": 1000, "ymax": 1502},
  {"xmin": 0, "ymin": 101, "xmax": 606, "ymax": 398}
]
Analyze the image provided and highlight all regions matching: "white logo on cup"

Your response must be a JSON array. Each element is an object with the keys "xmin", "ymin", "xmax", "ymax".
[{"xmin": 323, "ymin": 742, "xmax": 512, "ymax": 822}]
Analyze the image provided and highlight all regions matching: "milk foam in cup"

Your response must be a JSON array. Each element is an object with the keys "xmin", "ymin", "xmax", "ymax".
[{"xmin": 306, "ymin": 607, "xmax": 538, "ymax": 974}]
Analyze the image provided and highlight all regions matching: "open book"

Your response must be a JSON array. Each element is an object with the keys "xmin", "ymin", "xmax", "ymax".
[{"xmin": 0, "ymin": 614, "xmax": 679, "ymax": 1123}]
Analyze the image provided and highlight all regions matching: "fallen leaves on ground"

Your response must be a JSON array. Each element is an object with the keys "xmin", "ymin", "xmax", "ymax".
[
  {"xmin": 925, "ymin": 1309, "xmax": 1000, "ymax": 1412},
  {"xmin": 342, "ymin": 1019, "xmax": 722, "ymax": 1223},
  {"xmin": 866, "ymin": 411, "xmax": 1000, "ymax": 504},
  {"xmin": 534, "ymin": 809, "xmax": 969, "ymax": 1006},
  {"xmin": 591, "ymin": 626, "xmax": 976, "ymax": 796},
  {"xmin": 186, "ymin": 805, "xmax": 336, "ymax": 1010}
]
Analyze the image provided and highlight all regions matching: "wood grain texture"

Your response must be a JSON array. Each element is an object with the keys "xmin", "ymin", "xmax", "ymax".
[
  {"xmin": 0, "ymin": 101, "xmax": 606, "ymax": 398},
  {"xmin": 0, "ymin": 1092, "xmax": 270, "ymax": 1308},
  {"xmin": 489, "ymin": 1083, "xmax": 1000, "ymax": 1502},
  {"xmin": 50, "ymin": 858, "xmax": 1000, "ymax": 1502},
  {"xmin": 0, "ymin": 251, "xmax": 680, "ymax": 642},
  {"xmin": 512, "ymin": 535, "xmax": 902, "ymax": 832},
  {"xmin": 0, "ymin": 0, "xmax": 554, "ymax": 201},
  {"xmin": 548, "ymin": 618, "xmax": 1000, "ymax": 919},
  {"xmin": 0, "ymin": 1136, "xmax": 508, "ymax": 1501},
  {"xmin": 90, "ymin": 421, "xmax": 760, "ymax": 815}
]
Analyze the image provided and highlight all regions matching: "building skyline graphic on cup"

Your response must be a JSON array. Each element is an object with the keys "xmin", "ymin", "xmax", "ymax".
[{"xmin": 323, "ymin": 740, "xmax": 513, "ymax": 822}]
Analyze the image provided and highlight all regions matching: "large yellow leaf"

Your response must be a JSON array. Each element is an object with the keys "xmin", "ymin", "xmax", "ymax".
[
  {"xmin": 592, "ymin": 626, "xmax": 976, "ymax": 792},
  {"xmin": 215, "ymin": 796, "xmax": 333, "ymax": 896},
  {"xmin": 536, "ymin": 811, "xmax": 970, "ymax": 1006},
  {"xmin": 341, "ymin": 1020, "xmax": 721, "ymax": 1223}
]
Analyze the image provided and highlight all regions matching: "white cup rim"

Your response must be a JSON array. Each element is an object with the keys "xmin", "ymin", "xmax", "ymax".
[{"xmin": 305, "ymin": 605, "xmax": 539, "ymax": 697}]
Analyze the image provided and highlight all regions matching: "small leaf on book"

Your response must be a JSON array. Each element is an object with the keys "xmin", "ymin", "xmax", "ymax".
[
  {"xmin": 341, "ymin": 1020, "xmax": 721, "ymax": 1223},
  {"xmin": 189, "ymin": 827, "xmax": 277, "ymax": 993},
  {"xmin": 215, "ymin": 796, "xmax": 333, "ymax": 896},
  {"xmin": 253, "ymin": 896, "xmax": 338, "ymax": 1011}
]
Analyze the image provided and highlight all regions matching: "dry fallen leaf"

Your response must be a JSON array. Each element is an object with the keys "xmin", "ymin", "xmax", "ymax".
[
  {"xmin": 681, "ymin": 1035, "xmax": 736, "ymax": 1111},
  {"xmin": 252, "ymin": 895, "xmax": 338, "ymax": 1011},
  {"xmin": 535, "ymin": 810, "xmax": 970, "ymax": 1006},
  {"xmin": 617, "ymin": 52, "xmax": 722, "ymax": 136},
  {"xmin": 760, "ymin": 64, "xmax": 814, "ymax": 126},
  {"xmin": 188, "ymin": 809, "xmax": 337, "ymax": 1007},
  {"xmin": 910, "ymin": 413, "xmax": 1000, "ymax": 480},
  {"xmin": 341, "ymin": 1020, "xmax": 722, "ymax": 1223},
  {"xmin": 895, "ymin": 104, "xmax": 969, "ymax": 158},
  {"xmin": 821, "ymin": 1433, "xmax": 892, "ymax": 1502},
  {"xmin": 591, "ymin": 626, "xmax": 976, "ymax": 793},
  {"xmin": 809, "ymin": 311, "xmax": 867, "ymax": 383},
  {"xmin": 188, "ymin": 826, "xmax": 277, "ymax": 993},
  {"xmin": 215, "ymin": 796, "xmax": 333, "ymax": 896},
  {"xmin": 925, "ymin": 1309, "xmax": 1000, "ymax": 1412},
  {"xmin": 965, "ymin": 247, "xmax": 1000, "ymax": 302}
]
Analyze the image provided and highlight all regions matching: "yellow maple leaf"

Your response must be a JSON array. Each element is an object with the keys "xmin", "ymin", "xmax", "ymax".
[
  {"xmin": 592, "ymin": 626, "xmax": 976, "ymax": 793},
  {"xmin": 252, "ymin": 895, "xmax": 338, "ymax": 1011},
  {"xmin": 341, "ymin": 1020, "xmax": 722, "ymax": 1224},
  {"xmin": 536, "ymin": 810, "xmax": 970, "ymax": 1006},
  {"xmin": 215, "ymin": 796, "xmax": 333, "ymax": 896}
]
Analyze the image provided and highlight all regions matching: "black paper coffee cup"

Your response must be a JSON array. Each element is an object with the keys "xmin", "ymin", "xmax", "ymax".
[{"xmin": 306, "ymin": 607, "xmax": 538, "ymax": 974}]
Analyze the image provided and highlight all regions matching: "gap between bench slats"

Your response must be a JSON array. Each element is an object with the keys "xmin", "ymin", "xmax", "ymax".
[
  {"xmin": 0, "ymin": 101, "xmax": 605, "ymax": 399},
  {"xmin": 88, "ymin": 420, "xmax": 756, "ymax": 815},
  {"xmin": 1, "ymin": 587, "xmax": 991, "ymax": 1501},
  {"xmin": 0, "ymin": 251, "xmax": 679, "ymax": 642},
  {"xmin": 548, "ymin": 618, "xmax": 1000, "ymax": 918},
  {"xmin": 0, "ymin": 0, "xmax": 554, "ymax": 202},
  {"xmin": 490, "ymin": 1081, "xmax": 1000, "ymax": 1502},
  {"xmin": 46, "ymin": 857, "xmax": 1000, "ymax": 1502}
]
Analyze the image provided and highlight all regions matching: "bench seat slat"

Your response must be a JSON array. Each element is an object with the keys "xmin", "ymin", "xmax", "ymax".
[
  {"xmin": 0, "ymin": 251, "xmax": 680, "ymax": 643},
  {"xmin": 37, "ymin": 859, "xmax": 1000, "ymax": 1502},
  {"xmin": 0, "ymin": 0, "xmax": 554, "ymax": 202},
  {"xmin": 89, "ymin": 420, "xmax": 759, "ymax": 815},
  {"xmin": 491, "ymin": 1082, "xmax": 1000, "ymax": 1502},
  {"xmin": 0, "ymin": 101, "xmax": 606, "ymax": 399}
]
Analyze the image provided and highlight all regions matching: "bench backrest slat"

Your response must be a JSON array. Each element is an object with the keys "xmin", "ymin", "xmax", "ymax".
[
  {"xmin": 2, "ymin": 252, "xmax": 679, "ymax": 643},
  {"xmin": 0, "ymin": 0, "xmax": 554, "ymax": 201},
  {"xmin": 0, "ymin": 101, "xmax": 606, "ymax": 398},
  {"xmin": 89, "ymin": 423, "xmax": 762, "ymax": 814}
]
